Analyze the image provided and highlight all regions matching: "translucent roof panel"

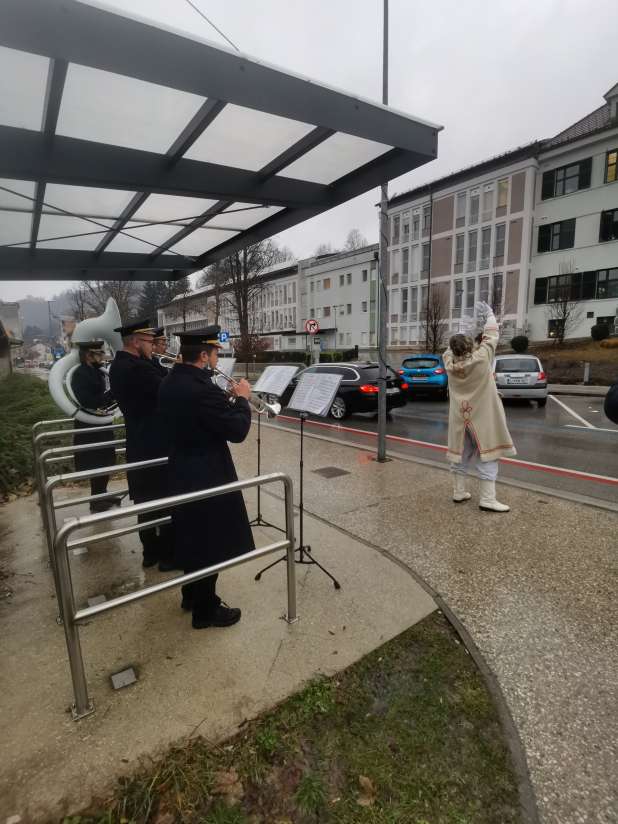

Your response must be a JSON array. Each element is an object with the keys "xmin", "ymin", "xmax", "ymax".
[
  {"xmin": 37, "ymin": 214, "xmax": 108, "ymax": 251},
  {"xmin": 208, "ymin": 204, "xmax": 284, "ymax": 232},
  {"xmin": 170, "ymin": 228, "xmax": 240, "ymax": 258},
  {"xmin": 0, "ymin": 212, "xmax": 32, "ymax": 247},
  {"xmin": 279, "ymin": 133, "xmax": 392, "ymax": 184},
  {"xmin": 57, "ymin": 63, "xmax": 207, "ymax": 153},
  {"xmin": 132, "ymin": 194, "xmax": 219, "ymax": 225},
  {"xmin": 0, "ymin": 179, "xmax": 36, "ymax": 211},
  {"xmin": 0, "ymin": 46, "xmax": 48, "ymax": 131},
  {"xmin": 106, "ymin": 221, "xmax": 192, "ymax": 254},
  {"xmin": 184, "ymin": 104, "xmax": 314, "ymax": 171},
  {"xmin": 43, "ymin": 184, "xmax": 135, "ymax": 219}
]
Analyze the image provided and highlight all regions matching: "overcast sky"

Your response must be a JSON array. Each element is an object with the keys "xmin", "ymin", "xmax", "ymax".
[{"xmin": 2, "ymin": 0, "xmax": 618, "ymax": 303}]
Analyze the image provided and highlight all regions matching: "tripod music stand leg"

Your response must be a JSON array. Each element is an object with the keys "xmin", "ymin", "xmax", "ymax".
[
  {"xmin": 249, "ymin": 410, "xmax": 285, "ymax": 532},
  {"xmin": 254, "ymin": 551, "xmax": 286, "ymax": 580}
]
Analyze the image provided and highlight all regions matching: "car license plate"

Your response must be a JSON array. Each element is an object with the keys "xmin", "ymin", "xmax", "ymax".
[
  {"xmin": 507, "ymin": 377, "xmax": 526, "ymax": 385},
  {"xmin": 386, "ymin": 387, "xmax": 399, "ymax": 394},
  {"xmin": 412, "ymin": 376, "xmax": 428, "ymax": 381}
]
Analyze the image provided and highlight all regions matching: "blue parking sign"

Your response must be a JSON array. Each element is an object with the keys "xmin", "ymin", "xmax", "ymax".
[{"xmin": 219, "ymin": 331, "xmax": 230, "ymax": 343}]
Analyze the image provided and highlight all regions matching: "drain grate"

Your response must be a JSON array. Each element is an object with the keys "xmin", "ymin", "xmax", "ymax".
[{"xmin": 312, "ymin": 466, "xmax": 350, "ymax": 479}]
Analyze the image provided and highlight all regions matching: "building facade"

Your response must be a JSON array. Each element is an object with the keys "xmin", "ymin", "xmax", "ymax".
[{"xmin": 387, "ymin": 82, "xmax": 618, "ymax": 344}]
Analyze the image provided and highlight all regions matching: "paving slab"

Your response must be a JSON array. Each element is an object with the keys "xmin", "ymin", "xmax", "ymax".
[
  {"xmin": 0, "ymin": 487, "xmax": 435, "ymax": 821},
  {"xmin": 237, "ymin": 422, "xmax": 618, "ymax": 824}
]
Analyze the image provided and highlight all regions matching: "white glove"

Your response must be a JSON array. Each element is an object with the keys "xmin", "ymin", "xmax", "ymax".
[{"xmin": 474, "ymin": 301, "xmax": 494, "ymax": 324}]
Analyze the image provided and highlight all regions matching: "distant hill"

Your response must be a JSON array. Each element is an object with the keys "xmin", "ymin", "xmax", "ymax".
[{"xmin": 17, "ymin": 292, "xmax": 73, "ymax": 331}]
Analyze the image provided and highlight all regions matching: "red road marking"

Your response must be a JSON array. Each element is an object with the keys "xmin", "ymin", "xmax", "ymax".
[{"xmin": 276, "ymin": 414, "xmax": 618, "ymax": 487}]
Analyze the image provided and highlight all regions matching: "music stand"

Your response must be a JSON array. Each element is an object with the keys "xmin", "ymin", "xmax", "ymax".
[
  {"xmin": 248, "ymin": 365, "xmax": 299, "ymax": 531},
  {"xmin": 255, "ymin": 371, "xmax": 342, "ymax": 589}
]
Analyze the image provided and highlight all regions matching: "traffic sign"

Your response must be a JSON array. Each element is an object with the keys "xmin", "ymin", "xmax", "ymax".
[
  {"xmin": 305, "ymin": 318, "xmax": 320, "ymax": 335},
  {"xmin": 219, "ymin": 330, "xmax": 230, "ymax": 343}
]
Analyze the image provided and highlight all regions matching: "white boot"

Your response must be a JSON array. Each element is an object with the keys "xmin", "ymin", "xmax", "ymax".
[
  {"xmin": 453, "ymin": 474, "xmax": 471, "ymax": 503},
  {"xmin": 479, "ymin": 480, "xmax": 510, "ymax": 512}
]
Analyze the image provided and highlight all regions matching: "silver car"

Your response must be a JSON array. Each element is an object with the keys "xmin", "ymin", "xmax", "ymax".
[{"xmin": 493, "ymin": 354, "xmax": 548, "ymax": 407}]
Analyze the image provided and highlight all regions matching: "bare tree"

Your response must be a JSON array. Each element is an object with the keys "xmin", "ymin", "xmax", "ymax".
[
  {"xmin": 136, "ymin": 276, "xmax": 191, "ymax": 322},
  {"xmin": 545, "ymin": 261, "xmax": 583, "ymax": 345},
  {"xmin": 67, "ymin": 280, "xmax": 141, "ymax": 321},
  {"xmin": 315, "ymin": 242, "xmax": 338, "ymax": 256},
  {"xmin": 344, "ymin": 228, "xmax": 368, "ymax": 251},
  {"xmin": 421, "ymin": 284, "xmax": 449, "ymax": 353}
]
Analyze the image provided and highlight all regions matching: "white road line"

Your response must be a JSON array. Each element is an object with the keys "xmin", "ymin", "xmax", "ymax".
[
  {"xmin": 549, "ymin": 394, "xmax": 595, "ymax": 429},
  {"xmin": 565, "ymin": 424, "xmax": 618, "ymax": 434}
]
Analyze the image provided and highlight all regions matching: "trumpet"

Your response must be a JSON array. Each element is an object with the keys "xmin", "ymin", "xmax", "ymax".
[
  {"xmin": 213, "ymin": 367, "xmax": 281, "ymax": 417},
  {"xmin": 157, "ymin": 351, "xmax": 181, "ymax": 367}
]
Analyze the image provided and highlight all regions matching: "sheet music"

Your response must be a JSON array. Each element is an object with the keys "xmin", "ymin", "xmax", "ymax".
[
  {"xmin": 288, "ymin": 372, "xmax": 342, "ymax": 417},
  {"xmin": 253, "ymin": 365, "xmax": 299, "ymax": 396},
  {"xmin": 213, "ymin": 357, "xmax": 236, "ymax": 389}
]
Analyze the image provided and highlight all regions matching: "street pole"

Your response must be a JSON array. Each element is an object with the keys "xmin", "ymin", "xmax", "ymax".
[{"xmin": 377, "ymin": 0, "xmax": 389, "ymax": 462}]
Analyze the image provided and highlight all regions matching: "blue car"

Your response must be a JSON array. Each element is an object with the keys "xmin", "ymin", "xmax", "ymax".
[{"xmin": 398, "ymin": 354, "xmax": 449, "ymax": 401}]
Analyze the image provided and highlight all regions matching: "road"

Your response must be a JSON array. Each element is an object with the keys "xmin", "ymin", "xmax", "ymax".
[{"xmin": 267, "ymin": 393, "xmax": 618, "ymax": 507}]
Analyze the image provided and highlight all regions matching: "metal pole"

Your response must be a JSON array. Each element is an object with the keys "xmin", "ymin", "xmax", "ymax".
[
  {"xmin": 425, "ymin": 187, "xmax": 433, "ymax": 351},
  {"xmin": 283, "ymin": 474, "xmax": 297, "ymax": 623},
  {"xmin": 377, "ymin": 0, "xmax": 389, "ymax": 462}
]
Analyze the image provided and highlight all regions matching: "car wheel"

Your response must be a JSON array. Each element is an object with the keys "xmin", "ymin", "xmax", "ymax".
[
  {"xmin": 537, "ymin": 398, "xmax": 547, "ymax": 408},
  {"xmin": 329, "ymin": 396, "xmax": 348, "ymax": 420},
  {"xmin": 441, "ymin": 386, "xmax": 449, "ymax": 402}
]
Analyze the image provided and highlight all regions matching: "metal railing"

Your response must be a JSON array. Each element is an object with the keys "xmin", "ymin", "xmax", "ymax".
[{"xmin": 53, "ymin": 471, "xmax": 296, "ymax": 719}]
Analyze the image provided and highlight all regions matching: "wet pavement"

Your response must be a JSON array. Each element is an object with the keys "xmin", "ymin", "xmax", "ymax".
[
  {"xmin": 231, "ymin": 423, "xmax": 618, "ymax": 824},
  {"xmin": 269, "ymin": 393, "xmax": 618, "ymax": 506}
]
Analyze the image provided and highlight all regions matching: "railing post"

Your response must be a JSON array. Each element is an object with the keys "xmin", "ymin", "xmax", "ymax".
[
  {"xmin": 54, "ymin": 522, "xmax": 93, "ymax": 719},
  {"xmin": 44, "ymin": 477, "xmax": 64, "ymax": 623},
  {"xmin": 283, "ymin": 475, "xmax": 298, "ymax": 623}
]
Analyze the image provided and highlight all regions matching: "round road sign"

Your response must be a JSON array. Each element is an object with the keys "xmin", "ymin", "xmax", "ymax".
[{"xmin": 305, "ymin": 318, "xmax": 320, "ymax": 334}]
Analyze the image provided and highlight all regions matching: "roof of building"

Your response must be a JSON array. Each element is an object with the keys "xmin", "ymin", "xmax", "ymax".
[{"xmin": 389, "ymin": 81, "xmax": 618, "ymax": 208}]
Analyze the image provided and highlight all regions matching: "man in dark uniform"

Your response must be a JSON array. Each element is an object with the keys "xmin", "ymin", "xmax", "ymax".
[
  {"xmin": 108, "ymin": 319, "xmax": 176, "ymax": 572},
  {"xmin": 158, "ymin": 326, "xmax": 253, "ymax": 629},
  {"xmin": 72, "ymin": 340, "xmax": 121, "ymax": 513},
  {"xmin": 150, "ymin": 328, "xmax": 170, "ymax": 377}
]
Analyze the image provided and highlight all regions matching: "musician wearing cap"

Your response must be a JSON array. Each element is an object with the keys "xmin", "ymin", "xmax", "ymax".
[
  {"xmin": 150, "ymin": 327, "xmax": 170, "ymax": 377},
  {"xmin": 72, "ymin": 340, "xmax": 121, "ymax": 513},
  {"xmin": 158, "ymin": 325, "xmax": 253, "ymax": 629},
  {"xmin": 109, "ymin": 319, "xmax": 177, "ymax": 572}
]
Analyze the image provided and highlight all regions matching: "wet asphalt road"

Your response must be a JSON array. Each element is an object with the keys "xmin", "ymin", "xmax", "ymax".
[{"xmin": 268, "ymin": 392, "xmax": 618, "ymax": 506}]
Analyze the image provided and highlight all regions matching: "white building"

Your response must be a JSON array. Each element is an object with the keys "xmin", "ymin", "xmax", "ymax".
[
  {"xmin": 528, "ymin": 84, "xmax": 618, "ymax": 340},
  {"xmin": 388, "ymin": 81, "xmax": 618, "ymax": 344}
]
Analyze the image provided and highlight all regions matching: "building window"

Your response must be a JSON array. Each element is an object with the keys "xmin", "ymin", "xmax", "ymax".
[
  {"xmin": 317, "ymin": 281, "xmax": 321, "ymax": 292},
  {"xmin": 597, "ymin": 268, "xmax": 618, "ymax": 299},
  {"xmin": 323, "ymin": 278, "xmax": 330, "ymax": 289},
  {"xmin": 456, "ymin": 192, "xmax": 466, "ymax": 227},
  {"xmin": 547, "ymin": 319, "xmax": 565, "ymax": 339},
  {"xmin": 538, "ymin": 218, "xmax": 576, "ymax": 252},
  {"xmin": 454, "ymin": 233, "xmax": 465, "ymax": 273},
  {"xmin": 346, "ymin": 303, "xmax": 352, "ymax": 314},
  {"xmin": 465, "ymin": 279, "xmax": 475, "ymax": 314},
  {"xmin": 401, "ymin": 288, "xmax": 408, "ymax": 319},
  {"xmin": 494, "ymin": 223, "xmax": 506, "ymax": 260},
  {"xmin": 392, "ymin": 215, "xmax": 400, "ymax": 244},
  {"xmin": 453, "ymin": 279, "xmax": 463, "ymax": 318},
  {"xmin": 323, "ymin": 306, "xmax": 331, "ymax": 317},
  {"xmin": 410, "ymin": 245, "xmax": 419, "ymax": 280},
  {"xmin": 402, "ymin": 247, "xmax": 409, "ymax": 276},
  {"xmin": 412, "ymin": 211, "xmax": 420, "ymax": 241},
  {"xmin": 606, "ymin": 150, "xmax": 617, "ymax": 183},
  {"xmin": 402, "ymin": 213, "xmax": 410, "ymax": 241},
  {"xmin": 421, "ymin": 243, "xmax": 430, "ymax": 277},
  {"xmin": 467, "ymin": 230, "xmax": 478, "ymax": 272},
  {"xmin": 339, "ymin": 274, "xmax": 345, "ymax": 287},
  {"xmin": 362, "ymin": 269, "xmax": 368, "ymax": 282},
  {"xmin": 497, "ymin": 178, "xmax": 509, "ymax": 209},
  {"xmin": 338, "ymin": 333, "xmax": 344, "ymax": 345},
  {"xmin": 288, "ymin": 337, "xmax": 296, "ymax": 347},
  {"xmin": 596, "ymin": 315, "xmax": 615, "ymax": 327},
  {"xmin": 346, "ymin": 332, "xmax": 352, "ymax": 345},
  {"xmin": 346, "ymin": 272, "xmax": 352, "ymax": 285},
  {"xmin": 482, "ymin": 184, "xmax": 494, "ymax": 222},
  {"xmin": 480, "ymin": 227, "xmax": 491, "ymax": 269},
  {"xmin": 361, "ymin": 332, "xmax": 368, "ymax": 345},
  {"xmin": 339, "ymin": 305, "xmax": 344, "ymax": 315},
  {"xmin": 469, "ymin": 190, "xmax": 479, "ymax": 225},
  {"xmin": 534, "ymin": 268, "xmax": 618, "ymax": 305},
  {"xmin": 410, "ymin": 286, "xmax": 418, "ymax": 320},
  {"xmin": 310, "ymin": 306, "xmax": 315, "ymax": 317},
  {"xmin": 479, "ymin": 275, "xmax": 490, "ymax": 304},
  {"xmin": 361, "ymin": 300, "xmax": 368, "ymax": 312},
  {"xmin": 492, "ymin": 273, "xmax": 503, "ymax": 313},
  {"xmin": 391, "ymin": 272, "xmax": 399, "ymax": 286},
  {"xmin": 542, "ymin": 158, "xmax": 592, "ymax": 199},
  {"xmin": 599, "ymin": 208, "xmax": 618, "ymax": 242},
  {"xmin": 392, "ymin": 250, "xmax": 400, "ymax": 276},
  {"xmin": 422, "ymin": 204, "xmax": 431, "ymax": 236}
]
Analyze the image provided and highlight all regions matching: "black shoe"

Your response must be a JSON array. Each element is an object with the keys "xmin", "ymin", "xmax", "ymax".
[
  {"xmin": 109, "ymin": 494, "xmax": 124, "ymax": 508},
  {"xmin": 142, "ymin": 553, "xmax": 159, "ymax": 568},
  {"xmin": 158, "ymin": 558, "xmax": 182, "ymax": 572},
  {"xmin": 181, "ymin": 596, "xmax": 193, "ymax": 611},
  {"xmin": 192, "ymin": 605, "xmax": 241, "ymax": 629},
  {"xmin": 89, "ymin": 499, "xmax": 114, "ymax": 513}
]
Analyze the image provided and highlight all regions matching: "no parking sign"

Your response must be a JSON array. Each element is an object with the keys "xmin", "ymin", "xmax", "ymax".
[{"xmin": 304, "ymin": 318, "xmax": 319, "ymax": 335}]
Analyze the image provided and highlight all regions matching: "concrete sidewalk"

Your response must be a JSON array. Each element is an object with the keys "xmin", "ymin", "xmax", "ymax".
[
  {"xmin": 236, "ymin": 423, "xmax": 617, "ymax": 824},
  {"xmin": 0, "ymin": 481, "xmax": 435, "ymax": 821},
  {"xmin": 548, "ymin": 384, "xmax": 609, "ymax": 396}
]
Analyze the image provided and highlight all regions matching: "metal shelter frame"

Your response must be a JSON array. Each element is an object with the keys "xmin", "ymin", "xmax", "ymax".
[{"xmin": 0, "ymin": 0, "xmax": 441, "ymax": 281}]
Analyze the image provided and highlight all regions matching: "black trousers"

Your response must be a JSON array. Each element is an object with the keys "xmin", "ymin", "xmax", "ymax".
[
  {"xmin": 90, "ymin": 474, "xmax": 109, "ymax": 497},
  {"xmin": 182, "ymin": 571, "xmax": 220, "ymax": 618},
  {"xmin": 138, "ymin": 515, "xmax": 174, "ymax": 562}
]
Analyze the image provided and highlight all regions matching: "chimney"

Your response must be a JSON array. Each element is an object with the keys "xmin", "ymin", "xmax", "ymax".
[{"xmin": 604, "ymin": 83, "xmax": 618, "ymax": 120}]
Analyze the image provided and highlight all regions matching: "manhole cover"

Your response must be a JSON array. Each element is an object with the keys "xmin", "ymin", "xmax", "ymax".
[{"xmin": 312, "ymin": 466, "xmax": 350, "ymax": 479}]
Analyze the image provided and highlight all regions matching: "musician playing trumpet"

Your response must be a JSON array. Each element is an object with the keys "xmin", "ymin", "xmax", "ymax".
[{"xmin": 158, "ymin": 325, "xmax": 253, "ymax": 629}]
